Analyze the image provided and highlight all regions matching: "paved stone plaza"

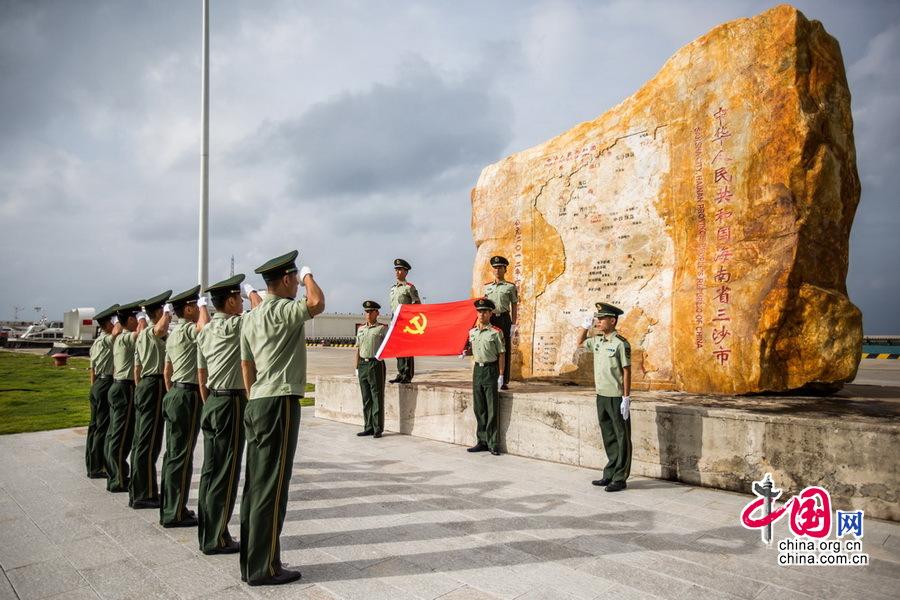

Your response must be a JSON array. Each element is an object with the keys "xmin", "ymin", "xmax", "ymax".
[{"xmin": 0, "ymin": 404, "xmax": 897, "ymax": 600}]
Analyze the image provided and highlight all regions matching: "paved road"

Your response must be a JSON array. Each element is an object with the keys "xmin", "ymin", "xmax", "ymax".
[{"xmin": 0, "ymin": 408, "xmax": 897, "ymax": 599}]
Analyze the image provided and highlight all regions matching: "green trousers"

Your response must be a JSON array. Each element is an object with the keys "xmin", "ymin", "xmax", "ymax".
[
  {"xmin": 358, "ymin": 359, "xmax": 386, "ymax": 434},
  {"xmin": 86, "ymin": 378, "xmax": 112, "ymax": 477},
  {"xmin": 596, "ymin": 395, "xmax": 632, "ymax": 482},
  {"xmin": 130, "ymin": 375, "xmax": 165, "ymax": 504},
  {"xmin": 198, "ymin": 391, "xmax": 246, "ymax": 553},
  {"xmin": 472, "ymin": 362, "xmax": 500, "ymax": 449},
  {"xmin": 240, "ymin": 396, "xmax": 301, "ymax": 583},
  {"xmin": 105, "ymin": 381, "xmax": 135, "ymax": 492},
  {"xmin": 490, "ymin": 312, "xmax": 512, "ymax": 386},
  {"xmin": 396, "ymin": 356, "xmax": 415, "ymax": 381},
  {"xmin": 159, "ymin": 386, "xmax": 202, "ymax": 525}
]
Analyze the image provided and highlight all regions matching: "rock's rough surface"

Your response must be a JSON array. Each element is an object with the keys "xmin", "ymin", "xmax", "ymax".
[{"xmin": 470, "ymin": 4, "xmax": 861, "ymax": 393}]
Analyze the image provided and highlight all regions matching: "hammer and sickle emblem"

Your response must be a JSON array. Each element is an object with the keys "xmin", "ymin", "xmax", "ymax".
[{"xmin": 403, "ymin": 313, "xmax": 428, "ymax": 335}]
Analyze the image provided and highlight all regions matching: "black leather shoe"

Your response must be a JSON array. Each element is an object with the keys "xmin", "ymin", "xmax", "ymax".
[
  {"xmin": 605, "ymin": 481, "xmax": 627, "ymax": 492},
  {"xmin": 467, "ymin": 442, "xmax": 488, "ymax": 453},
  {"xmin": 357, "ymin": 430, "xmax": 374, "ymax": 436},
  {"xmin": 389, "ymin": 377, "xmax": 400, "ymax": 384},
  {"xmin": 203, "ymin": 539, "xmax": 240, "ymax": 555},
  {"xmin": 131, "ymin": 499, "xmax": 160, "ymax": 509},
  {"xmin": 247, "ymin": 568, "xmax": 302, "ymax": 586},
  {"xmin": 87, "ymin": 472, "xmax": 108, "ymax": 479},
  {"xmin": 373, "ymin": 432, "xmax": 383, "ymax": 438},
  {"xmin": 592, "ymin": 478, "xmax": 611, "ymax": 487},
  {"xmin": 500, "ymin": 384, "xmax": 509, "ymax": 390},
  {"xmin": 490, "ymin": 448, "xmax": 501, "ymax": 456},
  {"xmin": 162, "ymin": 514, "xmax": 198, "ymax": 528}
]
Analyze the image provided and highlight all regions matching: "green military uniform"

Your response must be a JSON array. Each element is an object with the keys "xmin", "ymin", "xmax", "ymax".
[
  {"xmin": 389, "ymin": 258, "xmax": 420, "ymax": 383},
  {"xmin": 196, "ymin": 274, "xmax": 248, "ymax": 555},
  {"xmin": 86, "ymin": 304, "xmax": 118, "ymax": 479},
  {"xmin": 105, "ymin": 300, "xmax": 142, "ymax": 493},
  {"xmin": 159, "ymin": 286, "xmax": 202, "ymax": 527},
  {"xmin": 356, "ymin": 301, "xmax": 387, "ymax": 436},
  {"xmin": 239, "ymin": 251, "xmax": 311, "ymax": 584},
  {"xmin": 467, "ymin": 298, "xmax": 505, "ymax": 454},
  {"xmin": 583, "ymin": 303, "xmax": 632, "ymax": 485},
  {"xmin": 130, "ymin": 290, "xmax": 171, "ymax": 507},
  {"xmin": 483, "ymin": 256, "xmax": 518, "ymax": 388}
]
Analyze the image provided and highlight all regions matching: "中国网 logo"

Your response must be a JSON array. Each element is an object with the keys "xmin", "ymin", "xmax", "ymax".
[{"xmin": 739, "ymin": 474, "xmax": 869, "ymax": 566}]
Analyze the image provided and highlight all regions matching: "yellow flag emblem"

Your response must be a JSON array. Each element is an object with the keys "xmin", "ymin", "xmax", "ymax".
[{"xmin": 403, "ymin": 313, "xmax": 428, "ymax": 335}]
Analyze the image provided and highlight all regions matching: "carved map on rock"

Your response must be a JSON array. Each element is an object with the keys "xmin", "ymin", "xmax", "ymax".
[{"xmin": 470, "ymin": 4, "xmax": 862, "ymax": 394}]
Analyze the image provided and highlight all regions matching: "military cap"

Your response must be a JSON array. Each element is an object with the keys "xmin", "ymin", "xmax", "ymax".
[
  {"xmin": 362, "ymin": 300, "xmax": 381, "ymax": 311},
  {"xmin": 94, "ymin": 304, "xmax": 119, "ymax": 322},
  {"xmin": 595, "ymin": 302, "xmax": 624, "ymax": 318},
  {"xmin": 116, "ymin": 299, "xmax": 144, "ymax": 318},
  {"xmin": 474, "ymin": 297, "xmax": 496, "ymax": 311},
  {"xmin": 393, "ymin": 258, "xmax": 411, "ymax": 271},
  {"xmin": 170, "ymin": 285, "xmax": 201, "ymax": 307},
  {"xmin": 255, "ymin": 250, "xmax": 299, "ymax": 281},
  {"xmin": 490, "ymin": 256, "xmax": 509, "ymax": 267},
  {"xmin": 142, "ymin": 290, "xmax": 172, "ymax": 312},
  {"xmin": 205, "ymin": 274, "xmax": 245, "ymax": 298}
]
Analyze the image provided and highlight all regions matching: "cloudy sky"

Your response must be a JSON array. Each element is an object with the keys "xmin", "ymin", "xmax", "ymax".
[{"xmin": 1, "ymin": 0, "xmax": 897, "ymax": 332}]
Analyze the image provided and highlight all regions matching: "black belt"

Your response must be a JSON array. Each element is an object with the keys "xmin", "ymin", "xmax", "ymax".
[
  {"xmin": 142, "ymin": 373, "xmax": 163, "ymax": 379},
  {"xmin": 114, "ymin": 379, "xmax": 134, "ymax": 385},
  {"xmin": 173, "ymin": 382, "xmax": 199, "ymax": 390},
  {"xmin": 97, "ymin": 375, "xmax": 113, "ymax": 380},
  {"xmin": 475, "ymin": 360, "xmax": 498, "ymax": 367},
  {"xmin": 359, "ymin": 357, "xmax": 380, "ymax": 362},
  {"xmin": 209, "ymin": 388, "xmax": 244, "ymax": 397}
]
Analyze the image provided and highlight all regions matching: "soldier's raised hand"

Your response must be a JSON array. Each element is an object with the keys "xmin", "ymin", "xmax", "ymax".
[
  {"xmin": 299, "ymin": 266, "xmax": 313, "ymax": 286},
  {"xmin": 581, "ymin": 315, "xmax": 594, "ymax": 330}
]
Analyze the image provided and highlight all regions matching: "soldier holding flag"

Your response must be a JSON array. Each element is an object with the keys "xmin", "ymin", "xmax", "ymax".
[{"xmin": 388, "ymin": 258, "xmax": 420, "ymax": 383}]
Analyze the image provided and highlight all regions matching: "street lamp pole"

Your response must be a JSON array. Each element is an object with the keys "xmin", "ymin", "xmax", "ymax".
[{"xmin": 198, "ymin": 0, "xmax": 210, "ymax": 289}]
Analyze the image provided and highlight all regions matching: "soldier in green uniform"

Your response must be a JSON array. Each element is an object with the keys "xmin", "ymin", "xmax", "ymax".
[
  {"xmin": 355, "ymin": 300, "xmax": 387, "ymax": 438},
  {"xmin": 577, "ymin": 302, "xmax": 632, "ymax": 492},
  {"xmin": 159, "ymin": 285, "xmax": 209, "ymax": 527},
  {"xmin": 483, "ymin": 256, "xmax": 518, "ymax": 390},
  {"xmin": 86, "ymin": 304, "xmax": 120, "ymax": 479},
  {"xmin": 130, "ymin": 290, "xmax": 172, "ymax": 509},
  {"xmin": 388, "ymin": 258, "xmax": 420, "ymax": 383},
  {"xmin": 196, "ymin": 274, "xmax": 261, "ymax": 555},
  {"xmin": 239, "ymin": 250, "xmax": 324, "ymax": 586},
  {"xmin": 105, "ymin": 300, "xmax": 143, "ymax": 493},
  {"xmin": 465, "ymin": 298, "xmax": 505, "ymax": 456}
]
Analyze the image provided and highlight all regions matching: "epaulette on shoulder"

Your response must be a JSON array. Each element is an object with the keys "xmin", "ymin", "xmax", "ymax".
[
  {"xmin": 615, "ymin": 333, "xmax": 629, "ymax": 344},
  {"xmin": 491, "ymin": 325, "xmax": 503, "ymax": 333},
  {"xmin": 405, "ymin": 281, "xmax": 414, "ymax": 286}
]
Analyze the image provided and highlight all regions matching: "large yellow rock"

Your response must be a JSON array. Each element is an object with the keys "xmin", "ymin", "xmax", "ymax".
[{"xmin": 470, "ymin": 4, "xmax": 861, "ymax": 394}]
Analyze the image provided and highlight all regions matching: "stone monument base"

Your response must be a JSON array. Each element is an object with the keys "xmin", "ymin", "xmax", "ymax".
[{"xmin": 315, "ymin": 372, "xmax": 899, "ymax": 521}]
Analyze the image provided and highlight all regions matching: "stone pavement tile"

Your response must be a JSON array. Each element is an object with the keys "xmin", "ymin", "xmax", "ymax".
[
  {"xmin": 0, "ymin": 574, "xmax": 18, "ymax": 600},
  {"xmin": 445, "ymin": 565, "xmax": 536, "ymax": 600},
  {"xmin": 747, "ymin": 584, "xmax": 813, "ymax": 600},
  {"xmin": 0, "ymin": 519, "xmax": 63, "ymax": 570},
  {"xmin": 79, "ymin": 557, "xmax": 174, "ymax": 600},
  {"xmin": 195, "ymin": 585, "xmax": 254, "ymax": 600},
  {"xmin": 308, "ymin": 531, "xmax": 394, "ymax": 565},
  {"xmin": 714, "ymin": 555, "xmax": 875, "ymax": 600},
  {"xmin": 431, "ymin": 584, "xmax": 501, "ymax": 599},
  {"xmin": 128, "ymin": 533, "xmax": 200, "ymax": 570},
  {"xmin": 361, "ymin": 556, "xmax": 466, "ymax": 599},
  {"xmin": 511, "ymin": 587, "xmax": 581, "ymax": 600},
  {"xmin": 315, "ymin": 575, "xmax": 418, "ymax": 600},
  {"xmin": 576, "ymin": 556, "xmax": 704, "ymax": 599},
  {"xmin": 0, "ymin": 499, "xmax": 26, "ymax": 523},
  {"xmin": 592, "ymin": 583, "xmax": 662, "ymax": 599},
  {"xmin": 61, "ymin": 534, "xmax": 128, "ymax": 571},
  {"xmin": 152, "ymin": 556, "xmax": 239, "ymax": 599},
  {"xmin": 629, "ymin": 532, "xmax": 733, "ymax": 568},
  {"xmin": 43, "ymin": 586, "xmax": 102, "ymax": 600},
  {"xmin": 6, "ymin": 558, "xmax": 87, "ymax": 600},
  {"xmin": 509, "ymin": 562, "xmax": 616, "ymax": 600},
  {"xmin": 33, "ymin": 514, "xmax": 100, "ymax": 545}
]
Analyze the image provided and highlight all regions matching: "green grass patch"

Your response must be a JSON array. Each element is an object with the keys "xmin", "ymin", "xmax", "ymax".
[
  {"xmin": 0, "ymin": 350, "xmax": 317, "ymax": 434},
  {"xmin": 0, "ymin": 350, "xmax": 92, "ymax": 435}
]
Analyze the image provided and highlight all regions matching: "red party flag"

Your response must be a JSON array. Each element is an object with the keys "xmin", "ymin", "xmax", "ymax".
[{"xmin": 376, "ymin": 300, "xmax": 478, "ymax": 359}]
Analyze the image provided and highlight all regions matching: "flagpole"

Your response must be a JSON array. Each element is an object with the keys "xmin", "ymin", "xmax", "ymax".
[{"xmin": 198, "ymin": 0, "xmax": 210, "ymax": 289}]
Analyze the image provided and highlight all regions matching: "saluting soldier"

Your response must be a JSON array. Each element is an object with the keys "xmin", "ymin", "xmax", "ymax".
[
  {"xmin": 483, "ymin": 256, "xmax": 518, "ymax": 390},
  {"xmin": 577, "ymin": 302, "xmax": 632, "ymax": 492},
  {"xmin": 465, "ymin": 298, "xmax": 505, "ymax": 456},
  {"xmin": 86, "ymin": 304, "xmax": 120, "ymax": 479},
  {"xmin": 355, "ymin": 300, "xmax": 387, "ymax": 438},
  {"xmin": 158, "ymin": 285, "xmax": 208, "ymax": 527},
  {"xmin": 105, "ymin": 300, "xmax": 143, "ymax": 493},
  {"xmin": 130, "ymin": 290, "xmax": 172, "ymax": 509},
  {"xmin": 239, "ymin": 251, "xmax": 324, "ymax": 586},
  {"xmin": 388, "ymin": 258, "xmax": 420, "ymax": 383},
  {"xmin": 196, "ymin": 274, "xmax": 261, "ymax": 555}
]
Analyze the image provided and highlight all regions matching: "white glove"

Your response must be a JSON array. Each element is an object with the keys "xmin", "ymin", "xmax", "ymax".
[
  {"xmin": 498, "ymin": 375, "xmax": 504, "ymax": 388},
  {"xmin": 241, "ymin": 283, "xmax": 256, "ymax": 299},
  {"xmin": 355, "ymin": 368, "xmax": 359, "ymax": 378},
  {"xmin": 110, "ymin": 316, "xmax": 119, "ymax": 325},
  {"xmin": 137, "ymin": 310, "xmax": 149, "ymax": 322},
  {"xmin": 510, "ymin": 324, "xmax": 517, "ymax": 338},
  {"xmin": 299, "ymin": 266, "xmax": 313, "ymax": 286},
  {"xmin": 581, "ymin": 315, "xmax": 594, "ymax": 329},
  {"xmin": 162, "ymin": 303, "xmax": 174, "ymax": 315},
  {"xmin": 458, "ymin": 352, "xmax": 466, "ymax": 358},
  {"xmin": 620, "ymin": 396, "xmax": 630, "ymax": 420},
  {"xmin": 197, "ymin": 295, "xmax": 208, "ymax": 308}
]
